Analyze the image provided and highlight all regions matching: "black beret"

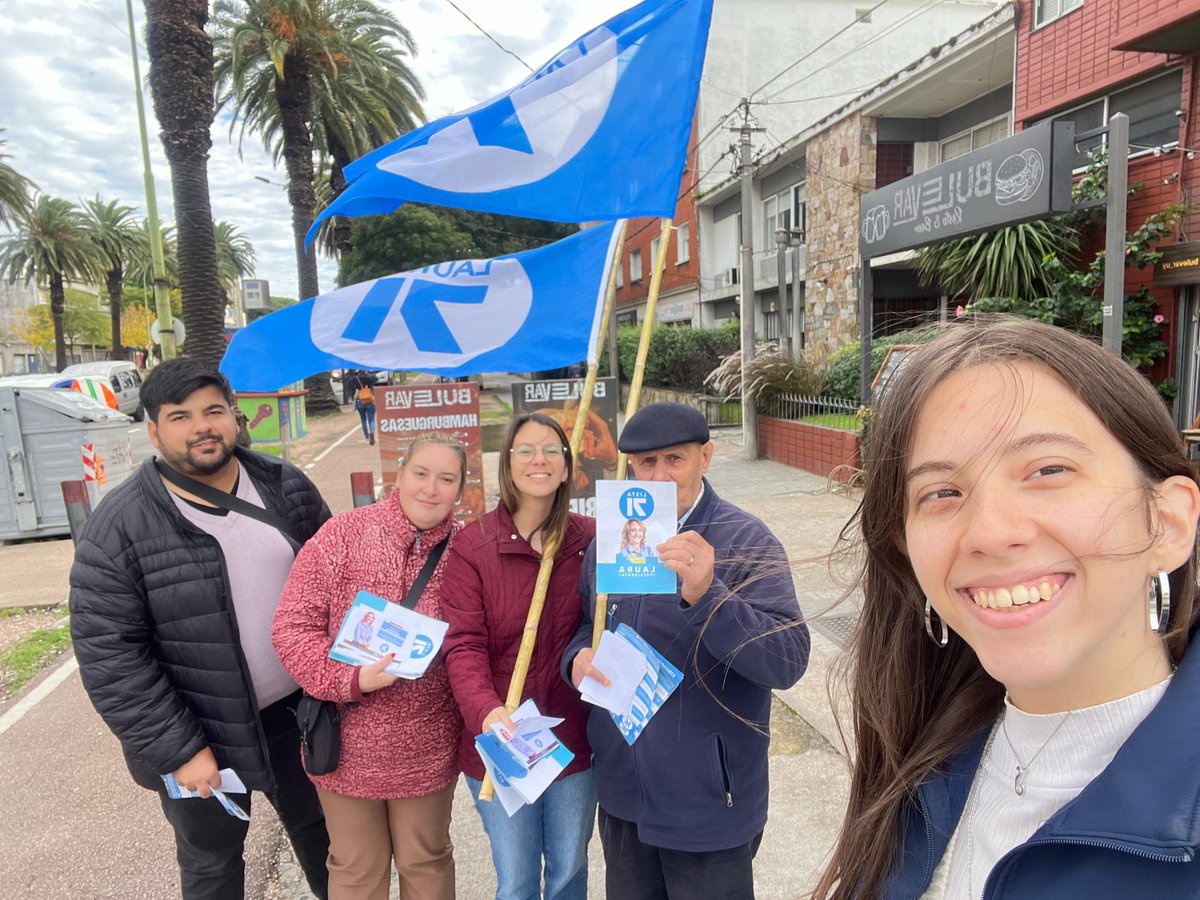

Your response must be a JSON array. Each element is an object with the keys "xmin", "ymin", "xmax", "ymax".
[{"xmin": 618, "ymin": 402, "xmax": 709, "ymax": 453}]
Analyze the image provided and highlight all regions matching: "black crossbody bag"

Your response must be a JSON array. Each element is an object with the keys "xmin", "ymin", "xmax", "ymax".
[{"xmin": 294, "ymin": 534, "xmax": 449, "ymax": 775}]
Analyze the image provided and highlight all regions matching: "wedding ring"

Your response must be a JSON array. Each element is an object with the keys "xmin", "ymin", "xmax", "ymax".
[{"xmin": 688, "ymin": 555, "xmax": 695, "ymax": 565}]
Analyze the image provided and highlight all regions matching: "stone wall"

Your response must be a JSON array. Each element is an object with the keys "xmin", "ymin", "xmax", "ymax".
[{"xmin": 804, "ymin": 112, "xmax": 877, "ymax": 359}]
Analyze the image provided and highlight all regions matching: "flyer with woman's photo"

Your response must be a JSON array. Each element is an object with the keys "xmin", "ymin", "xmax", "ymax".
[
  {"xmin": 595, "ymin": 481, "xmax": 677, "ymax": 594},
  {"xmin": 329, "ymin": 590, "xmax": 448, "ymax": 679}
]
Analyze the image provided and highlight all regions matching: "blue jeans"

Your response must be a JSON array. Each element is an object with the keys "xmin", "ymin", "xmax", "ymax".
[
  {"xmin": 355, "ymin": 401, "xmax": 376, "ymax": 439},
  {"xmin": 467, "ymin": 768, "xmax": 597, "ymax": 900}
]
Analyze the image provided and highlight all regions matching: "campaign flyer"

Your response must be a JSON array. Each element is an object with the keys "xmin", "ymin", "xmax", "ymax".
[
  {"xmin": 473, "ymin": 699, "xmax": 575, "ymax": 817},
  {"xmin": 595, "ymin": 480, "xmax": 677, "ymax": 594},
  {"xmin": 329, "ymin": 590, "xmax": 448, "ymax": 680}
]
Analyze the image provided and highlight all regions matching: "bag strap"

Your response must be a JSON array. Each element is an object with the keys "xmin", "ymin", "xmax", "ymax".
[
  {"xmin": 155, "ymin": 458, "xmax": 304, "ymax": 546},
  {"xmin": 401, "ymin": 536, "xmax": 450, "ymax": 610}
]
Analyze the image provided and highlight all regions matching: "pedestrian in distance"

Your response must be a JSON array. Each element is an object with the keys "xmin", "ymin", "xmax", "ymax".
[
  {"xmin": 69, "ymin": 358, "xmax": 331, "ymax": 900},
  {"xmin": 354, "ymin": 371, "xmax": 378, "ymax": 445},
  {"xmin": 565, "ymin": 402, "xmax": 810, "ymax": 900},
  {"xmin": 812, "ymin": 317, "xmax": 1200, "ymax": 899},
  {"xmin": 442, "ymin": 412, "xmax": 598, "ymax": 900},
  {"xmin": 273, "ymin": 433, "xmax": 467, "ymax": 900}
]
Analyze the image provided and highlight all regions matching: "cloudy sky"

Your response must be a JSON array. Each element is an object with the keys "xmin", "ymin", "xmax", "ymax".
[{"xmin": 0, "ymin": 0, "xmax": 631, "ymax": 301}]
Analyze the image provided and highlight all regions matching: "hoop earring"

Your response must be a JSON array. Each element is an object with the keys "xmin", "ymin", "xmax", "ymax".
[
  {"xmin": 924, "ymin": 599, "xmax": 949, "ymax": 648},
  {"xmin": 1149, "ymin": 569, "xmax": 1171, "ymax": 635}
]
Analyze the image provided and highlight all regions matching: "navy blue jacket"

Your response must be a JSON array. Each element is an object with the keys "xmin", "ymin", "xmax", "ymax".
[
  {"xmin": 563, "ymin": 479, "xmax": 809, "ymax": 852},
  {"xmin": 884, "ymin": 624, "xmax": 1200, "ymax": 898}
]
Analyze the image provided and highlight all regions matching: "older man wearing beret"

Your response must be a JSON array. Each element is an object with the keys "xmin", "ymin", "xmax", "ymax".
[{"xmin": 563, "ymin": 402, "xmax": 809, "ymax": 899}]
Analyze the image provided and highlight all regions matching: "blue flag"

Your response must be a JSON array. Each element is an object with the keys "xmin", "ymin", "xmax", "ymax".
[
  {"xmin": 307, "ymin": 0, "xmax": 713, "ymax": 242},
  {"xmin": 220, "ymin": 222, "xmax": 621, "ymax": 391}
]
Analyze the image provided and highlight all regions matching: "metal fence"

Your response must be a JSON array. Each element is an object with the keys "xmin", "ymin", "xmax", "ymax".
[
  {"xmin": 761, "ymin": 393, "xmax": 860, "ymax": 431},
  {"xmin": 698, "ymin": 395, "xmax": 742, "ymax": 427}
]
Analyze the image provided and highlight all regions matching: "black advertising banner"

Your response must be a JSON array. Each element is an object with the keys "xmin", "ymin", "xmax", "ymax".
[
  {"xmin": 859, "ymin": 121, "xmax": 1075, "ymax": 258},
  {"xmin": 512, "ymin": 377, "xmax": 619, "ymax": 517}
]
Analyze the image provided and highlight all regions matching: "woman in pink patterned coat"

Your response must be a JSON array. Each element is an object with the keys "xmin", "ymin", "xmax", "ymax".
[{"xmin": 273, "ymin": 434, "xmax": 466, "ymax": 900}]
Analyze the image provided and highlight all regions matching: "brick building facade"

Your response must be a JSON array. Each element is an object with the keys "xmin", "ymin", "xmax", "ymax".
[{"xmin": 1015, "ymin": 0, "xmax": 1200, "ymax": 418}]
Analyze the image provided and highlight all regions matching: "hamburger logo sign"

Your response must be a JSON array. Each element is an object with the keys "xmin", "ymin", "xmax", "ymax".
[{"xmin": 859, "ymin": 121, "xmax": 1074, "ymax": 258}]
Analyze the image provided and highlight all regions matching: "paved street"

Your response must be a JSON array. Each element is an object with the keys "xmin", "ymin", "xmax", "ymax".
[{"xmin": 0, "ymin": 386, "xmax": 858, "ymax": 899}]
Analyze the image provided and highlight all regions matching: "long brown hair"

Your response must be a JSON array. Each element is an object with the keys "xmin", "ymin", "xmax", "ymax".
[
  {"xmin": 498, "ymin": 412, "xmax": 575, "ymax": 554},
  {"xmin": 812, "ymin": 317, "xmax": 1200, "ymax": 899}
]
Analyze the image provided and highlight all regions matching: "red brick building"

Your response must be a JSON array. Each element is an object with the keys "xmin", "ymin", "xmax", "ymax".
[
  {"xmin": 612, "ymin": 119, "xmax": 701, "ymax": 328},
  {"xmin": 1015, "ymin": 0, "xmax": 1200, "ymax": 420}
]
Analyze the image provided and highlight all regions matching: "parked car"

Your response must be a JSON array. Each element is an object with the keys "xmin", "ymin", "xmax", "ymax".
[
  {"xmin": 60, "ymin": 361, "xmax": 144, "ymax": 420},
  {"xmin": 0, "ymin": 374, "xmax": 119, "ymax": 413}
]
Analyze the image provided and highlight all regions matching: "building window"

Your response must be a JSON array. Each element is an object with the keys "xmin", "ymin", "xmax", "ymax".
[
  {"xmin": 650, "ymin": 237, "xmax": 662, "ymax": 267},
  {"xmin": 616, "ymin": 310, "xmax": 637, "ymax": 326},
  {"xmin": 630, "ymin": 250, "xmax": 643, "ymax": 283},
  {"xmin": 676, "ymin": 221, "xmax": 690, "ymax": 264},
  {"xmin": 1046, "ymin": 69, "xmax": 1183, "ymax": 168},
  {"xmin": 791, "ymin": 184, "xmax": 807, "ymax": 241},
  {"xmin": 1035, "ymin": 0, "xmax": 1083, "ymax": 28},
  {"xmin": 616, "ymin": 259, "xmax": 624, "ymax": 289},
  {"xmin": 876, "ymin": 142, "xmax": 914, "ymax": 188},
  {"xmin": 763, "ymin": 190, "xmax": 795, "ymax": 245},
  {"xmin": 939, "ymin": 113, "xmax": 1011, "ymax": 162}
]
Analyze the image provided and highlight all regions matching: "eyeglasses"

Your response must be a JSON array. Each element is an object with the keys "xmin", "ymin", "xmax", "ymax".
[{"xmin": 510, "ymin": 444, "xmax": 566, "ymax": 460}]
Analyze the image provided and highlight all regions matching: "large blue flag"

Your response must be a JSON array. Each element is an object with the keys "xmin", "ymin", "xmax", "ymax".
[
  {"xmin": 221, "ymin": 222, "xmax": 622, "ymax": 391},
  {"xmin": 307, "ymin": 0, "xmax": 713, "ymax": 242}
]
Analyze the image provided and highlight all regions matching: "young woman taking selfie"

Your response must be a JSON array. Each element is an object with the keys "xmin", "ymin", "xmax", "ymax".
[{"xmin": 813, "ymin": 318, "xmax": 1200, "ymax": 899}]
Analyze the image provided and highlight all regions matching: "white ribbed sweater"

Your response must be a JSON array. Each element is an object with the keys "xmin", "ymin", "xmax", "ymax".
[{"xmin": 923, "ymin": 678, "xmax": 1170, "ymax": 900}]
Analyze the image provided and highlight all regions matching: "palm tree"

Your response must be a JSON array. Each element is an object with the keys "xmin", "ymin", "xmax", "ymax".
[
  {"xmin": 212, "ymin": 0, "xmax": 423, "ymax": 411},
  {"xmin": 0, "ymin": 132, "xmax": 36, "ymax": 230},
  {"xmin": 914, "ymin": 219, "xmax": 1079, "ymax": 303},
  {"xmin": 0, "ymin": 195, "xmax": 101, "ymax": 370},
  {"xmin": 83, "ymin": 196, "xmax": 142, "ymax": 360},
  {"xmin": 213, "ymin": 220, "xmax": 256, "ymax": 309},
  {"xmin": 145, "ymin": 0, "xmax": 227, "ymax": 367}
]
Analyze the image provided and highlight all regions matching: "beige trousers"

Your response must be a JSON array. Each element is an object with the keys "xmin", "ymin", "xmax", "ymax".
[{"xmin": 316, "ymin": 783, "xmax": 456, "ymax": 900}]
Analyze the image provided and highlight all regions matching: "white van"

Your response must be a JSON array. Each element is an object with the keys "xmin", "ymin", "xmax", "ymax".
[{"xmin": 60, "ymin": 361, "xmax": 144, "ymax": 420}]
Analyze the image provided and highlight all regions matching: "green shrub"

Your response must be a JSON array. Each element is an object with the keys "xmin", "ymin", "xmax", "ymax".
[
  {"xmin": 824, "ymin": 327, "xmax": 939, "ymax": 401},
  {"xmin": 599, "ymin": 321, "xmax": 741, "ymax": 392}
]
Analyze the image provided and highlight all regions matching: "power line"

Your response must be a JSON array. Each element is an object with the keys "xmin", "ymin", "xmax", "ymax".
[
  {"xmin": 441, "ymin": 0, "xmax": 533, "ymax": 73},
  {"xmin": 762, "ymin": 0, "xmax": 942, "ymax": 102},
  {"xmin": 749, "ymin": 0, "xmax": 895, "ymax": 101}
]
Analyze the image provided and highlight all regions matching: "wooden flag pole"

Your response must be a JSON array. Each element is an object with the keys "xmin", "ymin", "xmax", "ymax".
[
  {"xmin": 590, "ymin": 217, "xmax": 673, "ymax": 652},
  {"xmin": 478, "ymin": 222, "xmax": 626, "ymax": 803}
]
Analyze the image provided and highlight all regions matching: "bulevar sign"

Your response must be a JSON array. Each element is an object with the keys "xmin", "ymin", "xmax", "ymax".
[
  {"xmin": 859, "ymin": 121, "xmax": 1076, "ymax": 258},
  {"xmin": 1154, "ymin": 241, "xmax": 1200, "ymax": 287}
]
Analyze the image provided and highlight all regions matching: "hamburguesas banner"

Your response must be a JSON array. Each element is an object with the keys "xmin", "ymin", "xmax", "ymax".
[
  {"xmin": 377, "ymin": 382, "xmax": 484, "ymax": 523},
  {"xmin": 512, "ymin": 377, "xmax": 618, "ymax": 516}
]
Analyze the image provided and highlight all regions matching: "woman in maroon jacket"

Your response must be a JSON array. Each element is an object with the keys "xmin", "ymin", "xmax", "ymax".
[{"xmin": 442, "ymin": 412, "xmax": 597, "ymax": 900}]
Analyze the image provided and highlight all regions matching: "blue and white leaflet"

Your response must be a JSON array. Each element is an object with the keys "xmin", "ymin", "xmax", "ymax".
[
  {"xmin": 595, "ymin": 480, "xmax": 677, "ymax": 594},
  {"xmin": 306, "ymin": 0, "xmax": 714, "ymax": 238},
  {"xmin": 220, "ymin": 222, "xmax": 620, "ymax": 391},
  {"xmin": 474, "ymin": 699, "xmax": 575, "ymax": 817},
  {"xmin": 328, "ymin": 591, "xmax": 448, "ymax": 680}
]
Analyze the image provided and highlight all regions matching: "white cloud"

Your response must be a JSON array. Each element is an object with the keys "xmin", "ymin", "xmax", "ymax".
[{"xmin": 0, "ymin": 0, "xmax": 630, "ymax": 303}]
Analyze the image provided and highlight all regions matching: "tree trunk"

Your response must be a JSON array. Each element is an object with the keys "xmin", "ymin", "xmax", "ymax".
[
  {"xmin": 277, "ymin": 52, "xmax": 338, "ymax": 413},
  {"xmin": 145, "ymin": 0, "xmax": 225, "ymax": 369},
  {"xmin": 50, "ymin": 274, "xmax": 67, "ymax": 371},
  {"xmin": 107, "ymin": 266, "xmax": 124, "ymax": 360},
  {"xmin": 327, "ymin": 132, "xmax": 354, "ymax": 261}
]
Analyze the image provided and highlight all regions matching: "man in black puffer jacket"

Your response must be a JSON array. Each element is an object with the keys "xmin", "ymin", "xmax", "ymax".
[{"xmin": 69, "ymin": 359, "xmax": 331, "ymax": 900}]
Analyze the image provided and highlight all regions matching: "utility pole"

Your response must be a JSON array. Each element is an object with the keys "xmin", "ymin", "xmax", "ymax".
[
  {"xmin": 776, "ymin": 228, "xmax": 790, "ymax": 356},
  {"xmin": 126, "ymin": 0, "xmax": 176, "ymax": 360},
  {"xmin": 733, "ymin": 100, "xmax": 765, "ymax": 461}
]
